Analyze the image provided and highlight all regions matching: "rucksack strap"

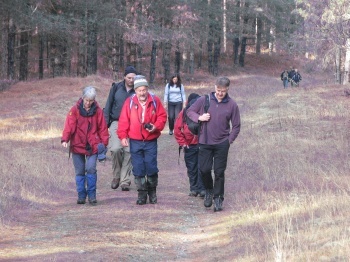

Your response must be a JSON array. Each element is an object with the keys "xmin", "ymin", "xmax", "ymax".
[
  {"xmin": 129, "ymin": 93, "xmax": 157, "ymax": 109},
  {"xmin": 203, "ymin": 94, "xmax": 210, "ymax": 144}
]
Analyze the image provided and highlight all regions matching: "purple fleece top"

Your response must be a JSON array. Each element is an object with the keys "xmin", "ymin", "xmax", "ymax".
[{"xmin": 186, "ymin": 92, "xmax": 241, "ymax": 145}]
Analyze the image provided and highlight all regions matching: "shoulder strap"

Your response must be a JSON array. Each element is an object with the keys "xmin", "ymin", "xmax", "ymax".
[{"xmin": 204, "ymin": 94, "xmax": 210, "ymax": 113}]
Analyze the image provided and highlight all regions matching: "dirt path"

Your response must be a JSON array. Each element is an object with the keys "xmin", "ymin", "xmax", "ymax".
[{"xmin": 0, "ymin": 133, "xmax": 233, "ymax": 261}]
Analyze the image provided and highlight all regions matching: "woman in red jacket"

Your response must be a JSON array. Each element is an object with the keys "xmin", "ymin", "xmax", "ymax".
[
  {"xmin": 174, "ymin": 93, "xmax": 205, "ymax": 198},
  {"xmin": 61, "ymin": 86, "xmax": 109, "ymax": 205},
  {"xmin": 118, "ymin": 75, "xmax": 167, "ymax": 205}
]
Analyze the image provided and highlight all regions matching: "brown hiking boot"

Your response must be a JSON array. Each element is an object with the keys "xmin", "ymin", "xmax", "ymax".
[{"xmin": 111, "ymin": 178, "xmax": 120, "ymax": 189}]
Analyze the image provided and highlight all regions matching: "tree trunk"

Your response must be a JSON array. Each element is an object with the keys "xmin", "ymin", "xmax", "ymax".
[
  {"xmin": 149, "ymin": 40, "xmax": 157, "ymax": 85},
  {"xmin": 86, "ymin": 10, "xmax": 97, "ymax": 75},
  {"xmin": 343, "ymin": 39, "xmax": 350, "ymax": 85},
  {"xmin": 207, "ymin": 38, "xmax": 213, "ymax": 74},
  {"xmin": 77, "ymin": 12, "xmax": 86, "ymax": 77},
  {"xmin": 213, "ymin": 37, "xmax": 221, "ymax": 76},
  {"xmin": 256, "ymin": 15, "xmax": 262, "ymax": 55},
  {"xmin": 335, "ymin": 47, "xmax": 341, "ymax": 84},
  {"xmin": 175, "ymin": 40, "xmax": 180, "ymax": 74},
  {"xmin": 1, "ymin": 17, "xmax": 8, "ymax": 79},
  {"xmin": 38, "ymin": 33, "xmax": 44, "ymax": 79},
  {"xmin": 233, "ymin": 37, "xmax": 240, "ymax": 65},
  {"xmin": 7, "ymin": 18, "xmax": 15, "ymax": 80},
  {"xmin": 162, "ymin": 41, "xmax": 171, "ymax": 83},
  {"xmin": 136, "ymin": 44, "xmax": 143, "ymax": 73},
  {"xmin": 197, "ymin": 37, "xmax": 203, "ymax": 69},
  {"xmin": 126, "ymin": 42, "xmax": 137, "ymax": 67},
  {"xmin": 189, "ymin": 46, "xmax": 194, "ymax": 75},
  {"xmin": 19, "ymin": 29, "xmax": 29, "ymax": 81},
  {"xmin": 239, "ymin": 37, "xmax": 246, "ymax": 67}
]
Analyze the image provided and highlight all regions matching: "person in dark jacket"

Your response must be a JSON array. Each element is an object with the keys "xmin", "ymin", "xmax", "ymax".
[
  {"xmin": 290, "ymin": 68, "xmax": 302, "ymax": 87},
  {"xmin": 174, "ymin": 93, "xmax": 206, "ymax": 198},
  {"xmin": 187, "ymin": 77, "xmax": 241, "ymax": 212},
  {"xmin": 280, "ymin": 69, "xmax": 289, "ymax": 88},
  {"xmin": 61, "ymin": 86, "xmax": 109, "ymax": 205},
  {"xmin": 104, "ymin": 66, "xmax": 137, "ymax": 191}
]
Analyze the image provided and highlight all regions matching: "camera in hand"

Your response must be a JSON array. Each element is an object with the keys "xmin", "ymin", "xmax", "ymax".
[{"xmin": 144, "ymin": 123, "xmax": 152, "ymax": 130}]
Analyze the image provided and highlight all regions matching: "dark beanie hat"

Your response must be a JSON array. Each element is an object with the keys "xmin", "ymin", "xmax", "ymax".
[
  {"xmin": 124, "ymin": 66, "xmax": 137, "ymax": 76},
  {"xmin": 187, "ymin": 93, "xmax": 200, "ymax": 104}
]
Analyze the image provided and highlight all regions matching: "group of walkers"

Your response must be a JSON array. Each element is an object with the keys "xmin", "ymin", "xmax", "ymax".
[
  {"xmin": 61, "ymin": 66, "xmax": 241, "ymax": 212},
  {"xmin": 280, "ymin": 67, "xmax": 302, "ymax": 88}
]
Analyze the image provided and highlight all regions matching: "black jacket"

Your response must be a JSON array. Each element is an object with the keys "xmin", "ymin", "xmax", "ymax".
[{"xmin": 104, "ymin": 81, "xmax": 135, "ymax": 126}]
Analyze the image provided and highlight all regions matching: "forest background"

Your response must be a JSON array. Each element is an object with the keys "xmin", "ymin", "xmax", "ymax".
[{"xmin": 0, "ymin": 0, "xmax": 350, "ymax": 85}]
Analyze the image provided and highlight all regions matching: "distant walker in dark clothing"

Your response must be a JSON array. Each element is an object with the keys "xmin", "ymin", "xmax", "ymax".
[
  {"xmin": 186, "ymin": 77, "xmax": 241, "ymax": 212},
  {"xmin": 289, "ymin": 68, "xmax": 302, "ymax": 87}
]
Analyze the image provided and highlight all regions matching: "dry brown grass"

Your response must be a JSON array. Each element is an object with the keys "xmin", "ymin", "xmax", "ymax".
[{"xmin": 1, "ymin": 54, "xmax": 350, "ymax": 261}]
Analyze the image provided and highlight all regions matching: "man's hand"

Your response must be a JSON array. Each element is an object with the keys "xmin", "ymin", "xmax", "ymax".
[
  {"xmin": 121, "ymin": 138, "xmax": 129, "ymax": 147},
  {"xmin": 62, "ymin": 142, "xmax": 68, "ymax": 148},
  {"xmin": 146, "ymin": 124, "xmax": 156, "ymax": 133},
  {"xmin": 198, "ymin": 113, "xmax": 210, "ymax": 122}
]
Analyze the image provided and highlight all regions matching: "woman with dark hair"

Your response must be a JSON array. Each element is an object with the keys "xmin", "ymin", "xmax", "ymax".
[{"xmin": 164, "ymin": 74, "xmax": 187, "ymax": 135}]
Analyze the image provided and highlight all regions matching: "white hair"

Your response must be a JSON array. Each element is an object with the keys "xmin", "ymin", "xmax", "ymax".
[{"xmin": 82, "ymin": 86, "xmax": 96, "ymax": 99}]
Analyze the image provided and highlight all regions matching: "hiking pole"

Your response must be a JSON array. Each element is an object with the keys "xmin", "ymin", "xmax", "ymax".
[{"xmin": 178, "ymin": 146, "xmax": 182, "ymax": 165}]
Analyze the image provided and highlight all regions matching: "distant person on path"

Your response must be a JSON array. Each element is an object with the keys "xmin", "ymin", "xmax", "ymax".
[
  {"xmin": 280, "ymin": 69, "xmax": 289, "ymax": 88},
  {"xmin": 174, "ymin": 93, "xmax": 206, "ymax": 198},
  {"xmin": 61, "ymin": 86, "xmax": 109, "ymax": 205},
  {"xmin": 290, "ymin": 68, "xmax": 302, "ymax": 87},
  {"xmin": 164, "ymin": 74, "xmax": 186, "ymax": 135},
  {"xmin": 104, "ymin": 66, "xmax": 137, "ymax": 191},
  {"xmin": 118, "ymin": 75, "xmax": 167, "ymax": 205},
  {"xmin": 187, "ymin": 77, "xmax": 241, "ymax": 212}
]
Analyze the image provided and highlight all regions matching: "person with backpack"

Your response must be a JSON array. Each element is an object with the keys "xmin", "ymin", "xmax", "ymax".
[
  {"xmin": 187, "ymin": 77, "xmax": 241, "ymax": 212},
  {"xmin": 104, "ymin": 66, "xmax": 137, "ymax": 191},
  {"xmin": 117, "ymin": 75, "xmax": 167, "ymax": 205},
  {"xmin": 61, "ymin": 86, "xmax": 109, "ymax": 205},
  {"xmin": 163, "ymin": 74, "xmax": 187, "ymax": 135},
  {"xmin": 280, "ymin": 69, "xmax": 289, "ymax": 88},
  {"xmin": 174, "ymin": 93, "xmax": 206, "ymax": 198}
]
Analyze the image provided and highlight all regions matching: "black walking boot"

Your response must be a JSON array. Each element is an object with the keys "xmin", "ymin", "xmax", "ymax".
[
  {"xmin": 213, "ymin": 197, "xmax": 223, "ymax": 212},
  {"xmin": 204, "ymin": 189, "xmax": 213, "ymax": 207},
  {"xmin": 147, "ymin": 174, "xmax": 158, "ymax": 204},
  {"xmin": 134, "ymin": 176, "xmax": 148, "ymax": 205}
]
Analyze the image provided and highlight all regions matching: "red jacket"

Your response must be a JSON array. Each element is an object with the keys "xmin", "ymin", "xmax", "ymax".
[
  {"xmin": 61, "ymin": 99, "xmax": 109, "ymax": 155},
  {"xmin": 117, "ymin": 93, "xmax": 167, "ymax": 141},
  {"xmin": 174, "ymin": 109, "xmax": 198, "ymax": 147}
]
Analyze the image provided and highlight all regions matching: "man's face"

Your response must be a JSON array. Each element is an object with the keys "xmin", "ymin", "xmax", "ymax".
[
  {"xmin": 124, "ymin": 73, "xmax": 136, "ymax": 88},
  {"xmin": 135, "ymin": 86, "xmax": 148, "ymax": 102},
  {"xmin": 215, "ymin": 85, "xmax": 228, "ymax": 101}
]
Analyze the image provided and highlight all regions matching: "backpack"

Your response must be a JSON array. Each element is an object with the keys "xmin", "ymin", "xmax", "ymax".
[{"xmin": 183, "ymin": 94, "xmax": 210, "ymax": 135}]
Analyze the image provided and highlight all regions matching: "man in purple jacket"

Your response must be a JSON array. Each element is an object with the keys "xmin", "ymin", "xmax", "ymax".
[{"xmin": 187, "ymin": 77, "xmax": 241, "ymax": 212}]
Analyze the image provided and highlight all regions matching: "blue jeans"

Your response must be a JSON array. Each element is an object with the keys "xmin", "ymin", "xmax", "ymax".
[
  {"xmin": 198, "ymin": 140, "xmax": 230, "ymax": 198},
  {"xmin": 184, "ymin": 144, "xmax": 205, "ymax": 193},
  {"xmin": 129, "ymin": 139, "xmax": 158, "ymax": 177},
  {"xmin": 72, "ymin": 153, "xmax": 97, "ymax": 200},
  {"xmin": 283, "ymin": 79, "xmax": 289, "ymax": 88}
]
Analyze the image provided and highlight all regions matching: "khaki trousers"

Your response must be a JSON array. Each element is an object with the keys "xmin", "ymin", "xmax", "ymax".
[{"xmin": 108, "ymin": 121, "xmax": 132, "ymax": 187}]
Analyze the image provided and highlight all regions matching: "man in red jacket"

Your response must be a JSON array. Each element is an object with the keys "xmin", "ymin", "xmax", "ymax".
[
  {"xmin": 174, "ymin": 93, "xmax": 206, "ymax": 198},
  {"xmin": 117, "ymin": 75, "xmax": 167, "ymax": 205},
  {"xmin": 61, "ymin": 86, "xmax": 109, "ymax": 205}
]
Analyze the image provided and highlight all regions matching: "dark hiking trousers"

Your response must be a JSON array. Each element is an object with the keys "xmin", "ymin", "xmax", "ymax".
[
  {"xmin": 184, "ymin": 144, "xmax": 205, "ymax": 193},
  {"xmin": 168, "ymin": 102, "xmax": 183, "ymax": 131},
  {"xmin": 198, "ymin": 139, "xmax": 230, "ymax": 198}
]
